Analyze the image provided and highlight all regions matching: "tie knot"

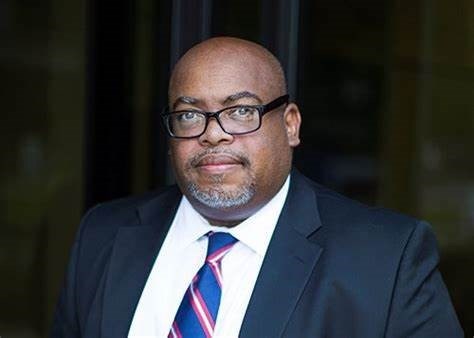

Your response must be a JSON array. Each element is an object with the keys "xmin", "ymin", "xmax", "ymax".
[{"xmin": 206, "ymin": 232, "xmax": 237, "ymax": 263}]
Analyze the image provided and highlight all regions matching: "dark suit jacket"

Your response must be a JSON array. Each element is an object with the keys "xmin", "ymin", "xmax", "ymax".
[{"xmin": 51, "ymin": 170, "xmax": 464, "ymax": 337}]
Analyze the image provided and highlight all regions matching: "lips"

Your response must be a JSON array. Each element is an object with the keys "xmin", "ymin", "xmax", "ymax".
[
  {"xmin": 192, "ymin": 154, "xmax": 245, "ymax": 174},
  {"xmin": 196, "ymin": 155, "xmax": 243, "ymax": 167}
]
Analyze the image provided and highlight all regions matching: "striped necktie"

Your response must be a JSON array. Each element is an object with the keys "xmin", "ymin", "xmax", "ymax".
[{"xmin": 169, "ymin": 232, "xmax": 237, "ymax": 338}]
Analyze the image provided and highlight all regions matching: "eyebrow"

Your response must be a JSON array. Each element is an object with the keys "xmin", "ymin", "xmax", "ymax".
[
  {"xmin": 223, "ymin": 91, "xmax": 263, "ymax": 105},
  {"xmin": 172, "ymin": 96, "xmax": 200, "ymax": 110},
  {"xmin": 171, "ymin": 91, "xmax": 263, "ymax": 110}
]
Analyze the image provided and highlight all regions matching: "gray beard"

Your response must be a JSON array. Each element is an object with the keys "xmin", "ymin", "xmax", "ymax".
[{"xmin": 186, "ymin": 175, "xmax": 256, "ymax": 209}]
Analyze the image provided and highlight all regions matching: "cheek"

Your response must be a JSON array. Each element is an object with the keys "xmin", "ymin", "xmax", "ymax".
[
  {"xmin": 169, "ymin": 143, "xmax": 193, "ymax": 172},
  {"xmin": 248, "ymin": 124, "xmax": 289, "ymax": 173}
]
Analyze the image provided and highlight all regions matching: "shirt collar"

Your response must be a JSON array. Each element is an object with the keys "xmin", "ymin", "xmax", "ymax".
[{"xmin": 172, "ymin": 175, "xmax": 290, "ymax": 257}]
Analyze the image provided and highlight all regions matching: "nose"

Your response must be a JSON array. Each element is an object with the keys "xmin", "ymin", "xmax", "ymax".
[{"xmin": 198, "ymin": 117, "xmax": 234, "ymax": 146}]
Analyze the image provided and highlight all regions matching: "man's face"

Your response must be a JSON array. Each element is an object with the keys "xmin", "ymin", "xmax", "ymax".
[{"xmin": 168, "ymin": 49, "xmax": 301, "ymax": 224}]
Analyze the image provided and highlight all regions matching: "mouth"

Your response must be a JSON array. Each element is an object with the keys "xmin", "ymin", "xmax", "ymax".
[{"xmin": 193, "ymin": 154, "xmax": 245, "ymax": 174}]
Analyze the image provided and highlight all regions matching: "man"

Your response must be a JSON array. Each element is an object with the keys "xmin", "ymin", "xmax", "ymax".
[{"xmin": 52, "ymin": 37, "xmax": 463, "ymax": 337}]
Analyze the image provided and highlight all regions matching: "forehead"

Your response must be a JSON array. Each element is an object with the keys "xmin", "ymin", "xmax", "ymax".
[{"xmin": 170, "ymin": 51, "xmax": 277, "ymax": 103}]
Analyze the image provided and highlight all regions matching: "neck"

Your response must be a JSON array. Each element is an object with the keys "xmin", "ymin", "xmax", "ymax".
[
  {"xmin": 189, "ymin": 196, "xmax": 266, "ymax": 228},
  {"xmin": 206, "ymin": 217, "xmax": 244, "ymax": 228}
]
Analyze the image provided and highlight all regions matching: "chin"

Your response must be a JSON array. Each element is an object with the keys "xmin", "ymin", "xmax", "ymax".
[{"xmin": 186, "ymin": 181, "xmax": 256, "ymax": 210}]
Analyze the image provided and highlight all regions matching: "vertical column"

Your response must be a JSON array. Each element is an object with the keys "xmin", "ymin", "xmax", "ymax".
[
  {"xmin": 45, "ymin": 0, "xmax": 86, "ymax": 332},
  {"xmin": 84, "ymin": 0, "xmax": 135, "ymax": 208},
  {"xmin": 261, "ymin": 0, "xmax": 300, "ymax": 99},
  {"xmin": 378, "ymin": 0, "xmax": 423, "ymax": 214}
]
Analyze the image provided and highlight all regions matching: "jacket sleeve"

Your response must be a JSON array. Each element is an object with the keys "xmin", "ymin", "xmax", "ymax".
[
  {"xmin": 385, "ymin": 221, "xmax": 464, "ymax": 337},
  {"xmin": 50, "ymin": 205, "xmax": 100, "ymax": 338}
]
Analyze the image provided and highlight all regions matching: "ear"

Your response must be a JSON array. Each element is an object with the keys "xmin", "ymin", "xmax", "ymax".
[{"xmin": 283, "ymin": 103, "xmax": 301, "ymax": 147}]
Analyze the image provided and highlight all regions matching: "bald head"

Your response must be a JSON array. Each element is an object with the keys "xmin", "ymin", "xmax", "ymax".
[{"xmin": 169, "ymin": 37, "xmax": 287, "ymax": 104}]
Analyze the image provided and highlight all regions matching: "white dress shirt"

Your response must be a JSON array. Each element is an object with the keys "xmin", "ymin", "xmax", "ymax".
[{"xmin": 128, "ymin": 175, "xmax": 290, "ymax": 338}]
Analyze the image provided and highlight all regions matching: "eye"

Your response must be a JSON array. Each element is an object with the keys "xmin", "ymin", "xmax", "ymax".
[
  {"xmin": 229, "ymin": 106, "xmax": 257, "ymax": 120},
  {"xmin": 236, "ymin": 107, "xmax": 252, "ymax": 115},
  {"xmin": 176, "ymin": 111, "xmax": 201, "ymax": 122}
]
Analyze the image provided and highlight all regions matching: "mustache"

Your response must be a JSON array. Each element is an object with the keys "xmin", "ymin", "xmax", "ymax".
[{"xmin": 188, "ymin": 148, "xmax": 251, "ymax": 168}]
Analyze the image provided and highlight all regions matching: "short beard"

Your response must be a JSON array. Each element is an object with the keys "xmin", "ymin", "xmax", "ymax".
[
  {"xmin": 184, "ymin": 148, "xmax": 256, "ymax": 209},
  {"xmin": 187, "ymin": 176, "xmax": 256, "ymax": 209}
]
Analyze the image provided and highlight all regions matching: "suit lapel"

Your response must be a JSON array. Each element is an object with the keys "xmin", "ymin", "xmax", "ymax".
[
  {"xmin": 101, "ymin": 187, "xmax": 181, "ymax": 338},
  {"xmin": 240, "ymin": 171, "xmax": 324, "ymax": 338}
]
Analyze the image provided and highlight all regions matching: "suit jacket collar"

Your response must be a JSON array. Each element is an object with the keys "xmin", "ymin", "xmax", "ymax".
[{"xmin": 101, "ymin": 186, "xmax": 181, "ymax": 338}]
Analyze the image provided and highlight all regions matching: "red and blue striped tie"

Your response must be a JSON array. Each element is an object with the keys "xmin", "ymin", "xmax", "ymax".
[{"xmin": 169, "ymin": 232, "xmax": 237, "ymax": 338}]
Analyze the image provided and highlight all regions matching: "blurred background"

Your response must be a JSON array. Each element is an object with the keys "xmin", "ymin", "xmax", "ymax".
[{"xmin": 1, "ymin": 0, "xmax": 473, "ymax": 336}]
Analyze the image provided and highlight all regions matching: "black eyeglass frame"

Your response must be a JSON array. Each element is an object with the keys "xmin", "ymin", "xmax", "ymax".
[{"xmin": 161, "ymin": 94, "xmax": 290, "ymax": 139}]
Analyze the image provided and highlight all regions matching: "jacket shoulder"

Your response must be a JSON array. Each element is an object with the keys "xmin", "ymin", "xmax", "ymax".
[
  {"xmin": 82, "ymin": 185, "xmax": 180, "ymax": 230},
  {"xmin": 296, "ymin": 172, "xmax": 421, "ymax": 240}
]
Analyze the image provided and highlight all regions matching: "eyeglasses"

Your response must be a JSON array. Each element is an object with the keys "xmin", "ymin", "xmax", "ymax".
[{"xmin": 161, "ymin": 94, "xmax": 289, "ymax": 139}]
